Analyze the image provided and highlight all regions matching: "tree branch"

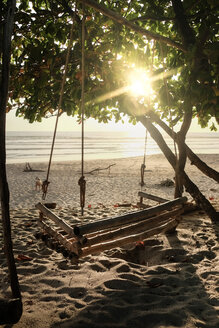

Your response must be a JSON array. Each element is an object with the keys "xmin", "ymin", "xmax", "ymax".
[
  {"xmin": 171, "ymin": 0, "xmax": 196, "ymax": 48},
  {"xmin": 147, "ymin": 111, "xmax": 219, "ymax": 183},
  {"xmin": 77, "ymin": 0, "xmax": 186, "ymax": 52},
  {"xmin": 85, "ymin": 163, "xmax": 116, "ymax": 175},
  {"xmin": 139, "ymin": 116, "xmax": 218, "ymax": 221},
  {"xmin": 131, "ymin": 15, "xmax": 175, "ymax": 22},
  {"xmin": 131, "ymin": 8, "xmax": 218, "ymax": 23}
]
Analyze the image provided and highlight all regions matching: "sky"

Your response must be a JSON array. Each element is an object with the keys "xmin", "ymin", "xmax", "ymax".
[
  {"xmin": 6, "ymin": 110, "xmax": 218, "ymax": 134},
  {"xmin": 6, "ymin": 110, "xmax": 131, "ymax": 132}
]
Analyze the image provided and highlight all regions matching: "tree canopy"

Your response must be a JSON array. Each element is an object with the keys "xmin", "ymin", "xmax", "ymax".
[{"xmin": 2, "ymin": 0, "xmax": 219, "ymax": 130}]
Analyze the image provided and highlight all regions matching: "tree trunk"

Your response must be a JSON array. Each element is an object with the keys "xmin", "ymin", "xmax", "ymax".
[
  {"xmin": 148, "ymin": 111, "xmax": 219, "ymax": 183},
  {"xmin": 171, "ymin": 0, "xmax": 196, "ymax": 48},
  {"xmin": 170, "ymin": 0, "xmax": 196, "ymax": 197},
  {"xmin": 139, "ymin": 116, "xmax": 218, "ymax": 222},
  {"xmin": 175, "ymin": 107, "xmax": 193, "ymax": 197},
  {"xmin": 0, "ymin": 1, "xmax": 22, "ymax": 323}
]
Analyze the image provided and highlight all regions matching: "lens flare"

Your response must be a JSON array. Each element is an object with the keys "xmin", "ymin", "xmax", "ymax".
[{"xmin": 128, "ymin": 69, "xmax": 153, "ymax": 97}]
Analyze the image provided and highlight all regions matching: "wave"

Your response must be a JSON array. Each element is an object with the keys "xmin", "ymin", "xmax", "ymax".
[{"xmin": 6, "ymin": 131, "xmax": 219, "ymax": 164}]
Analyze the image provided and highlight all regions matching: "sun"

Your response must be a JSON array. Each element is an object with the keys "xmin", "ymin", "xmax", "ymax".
[{"xmin": 127, "ymin": 68, "xmax": 153, "ymax": 97}]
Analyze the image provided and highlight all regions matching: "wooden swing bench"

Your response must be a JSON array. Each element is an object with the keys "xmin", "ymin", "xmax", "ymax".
[
  {"xmin": 35, "ymin": 197, "xmax": 187, "ymax": 261},
  {"xmin": 137, "ymin": 191, "xmax": 170, "ymax": 208},
  {"xmin": 35, "ymin": 197, "xmax": 188, "ymax": 262}
]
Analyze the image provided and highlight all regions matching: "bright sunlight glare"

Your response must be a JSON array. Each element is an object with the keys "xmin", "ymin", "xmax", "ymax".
[
  {"xmin": 89, "ymin": 66, "xmax": 179, "ymax": 106},
  {"xmin": 127, "ymin": 69, "xmax": 153, "ymax": 97}
]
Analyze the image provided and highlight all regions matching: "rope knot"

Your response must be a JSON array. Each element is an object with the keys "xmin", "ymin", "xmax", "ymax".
[
  {"xmin": 78, "ymin": 176, "xmax": 86, "ymax": 213},
  {"xmin": 140, "ymin": 163, "xmax": 146, "ymax": 187},
  {"xmin": 42, "ymin": 180, "xmax": 50, "ymax": 200}
]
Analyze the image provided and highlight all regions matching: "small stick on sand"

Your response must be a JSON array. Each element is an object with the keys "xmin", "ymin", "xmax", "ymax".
[{"xmin": 85, "ymin": 164, "xmax": 116, "ymax": 175}]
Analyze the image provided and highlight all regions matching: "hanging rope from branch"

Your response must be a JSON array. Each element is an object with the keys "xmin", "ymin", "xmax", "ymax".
[
  {"xmin": 160, "ymin": 43, "xmax": 178, "ymax": 159},
  {"xmin": 140, "ymin": 128, "xmax": 148, "ymax": 187},
  {"xmin": 160, "ymin": 43, "xmax": 182, "ymax": 197},
  {"xmin": 140, "ymin": 41, "xmax": 154, "ymax": 188},
  {"xmin": 78, "ymin": 3, "xmax": 86, "ymax": 216},
  {"xmin": 42, "ymin": 22, "xmax": 75, "ymax": 200}
]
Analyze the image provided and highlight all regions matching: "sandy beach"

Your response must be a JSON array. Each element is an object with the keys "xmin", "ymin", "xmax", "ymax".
[{"xmin": 0, "ymin": 154, "xmax": 219, "ymax": 327}]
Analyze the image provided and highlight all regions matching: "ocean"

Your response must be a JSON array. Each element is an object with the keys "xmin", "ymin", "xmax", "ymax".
[{"xmin": 6, "ymin": 131, "xmax": 219, "ymax": 164}]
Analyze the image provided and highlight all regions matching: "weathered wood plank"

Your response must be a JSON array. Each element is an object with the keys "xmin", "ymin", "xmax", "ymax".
[
  {"xmin": 81, "ymin": 218, "xmax": 178, "ymax": 257},
  {"xmin": 74, "ymin": 197, "xmax": 187, "ymax": 236},
  {"xmin": 138, "ymin": 192, "xmax": 169, "ymax": 203},
  {"xmin": 84, "ymin": 207, "xmax": 183, "ymax": 247},
  {"xmin": 37, "ymin": 219, "xmax": 80, "ymax": 256},
  {"xmin": 36, "ymin": 202, "xmax": 74, "ymax": 236}
]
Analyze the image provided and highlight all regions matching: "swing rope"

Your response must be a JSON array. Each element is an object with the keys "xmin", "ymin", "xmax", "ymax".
[
  {"xmin": 140, "ymin": 41, "xmax": 154, "ymax": 188},
  {"xmin": 42, "ymin": 22, "xmax": 74, "ymax": 200},
  {"xmin": 140, "ymin": 128, "xmax": 148, "ymax": 187},
  {"xmin": 143, "ymin": 128, "xmax": 148, "ymax": 167},
  {"xmin": 160, "ymin": 43, "xmax": 178, "ymax": 159},
  {"xmin": 160, "ymin": 43, "xmax": 181, "ymax": 197},
  {"xmin": 78, "ymin": 3, "xmax": 86, "ymax": 216}
]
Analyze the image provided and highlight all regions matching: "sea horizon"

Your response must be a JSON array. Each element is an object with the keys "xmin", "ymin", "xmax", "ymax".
[{"xmin": 6, "ymin": 130, "xmax": 219, "ymax": 164}]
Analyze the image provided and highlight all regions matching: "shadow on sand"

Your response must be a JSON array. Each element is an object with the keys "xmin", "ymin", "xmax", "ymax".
[{"xmin": 51, "ymin": 212, "xmax": 219, "ymax": 328}]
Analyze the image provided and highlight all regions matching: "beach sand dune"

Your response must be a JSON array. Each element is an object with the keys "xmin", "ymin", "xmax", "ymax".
[{"xmin": 0, "ymin": 154, "xmax": 219, "ymax": 327}]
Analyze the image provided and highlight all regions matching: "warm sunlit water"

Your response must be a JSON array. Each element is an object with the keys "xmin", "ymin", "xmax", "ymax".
[{"xmin": 6, "ymin": 131, "xmax": 219, "ymax": 164}]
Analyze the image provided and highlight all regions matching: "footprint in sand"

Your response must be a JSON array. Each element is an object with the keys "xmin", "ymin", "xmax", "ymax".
[
  {"xmin": 74, "ymin": 301, "xmax": 86, "ymax": 309},
  {"xmin": 59, "ymin": 311, "xmax": 71, "ymax": 319},
  {"xmin": 116, "ymin": 263, "xmax": 130, "ymax": 273},
  {"xmin": 128, "ymin": 311, "xmax": 184, "ymax": 328},
  {"xmin": 39, "ymin": 278, "xmax": 64, "ymax": 288},
  {"xmin": 104, "ymin": 279, "xmax": 139, "ymax": 290},
  {"xmin": 57, "ymin": 287, "xmax": 87, "ymax": 299},
  {"xmin": 40, "ymin": 295, "xmax": 63, "ymax": 302},
  {"xmin": 192, "ymin": 250, "xmax": 216, "ymax": 263},
  {"xmin": 17, "ymin": 264, "xmax": 47, "ymax": 275},
  {"xmin": 118, "ymin": 273, "xmax": 141, "ymax": 282},
  {"xmin": 98, "ymin": 258, "xmax": 121, "ymax": 269},
  {"xmin": 89, "ymin": 263, "xmax": 106, "ymax": 272}
]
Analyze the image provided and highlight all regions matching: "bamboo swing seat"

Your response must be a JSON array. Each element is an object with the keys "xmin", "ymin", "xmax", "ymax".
[{"xmin": 35, "ymin": 197, "xmax": 187, "ymax": 262}]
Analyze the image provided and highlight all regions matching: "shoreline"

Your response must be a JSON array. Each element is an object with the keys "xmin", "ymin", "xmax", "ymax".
[
  {"xmin": 5, "ymin": 151, "xmax": 219, "ymax": 165},
  {"xmin": 6, "ymin": 152, "xmax": 219, "ymax": 167},
  {"xmin": 6, "ymin": 129, "xmax": 219, "ymax": 165},
  {"xmin": 6, "ymin": 153, "xmax": 219, "ymax": 210}
]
